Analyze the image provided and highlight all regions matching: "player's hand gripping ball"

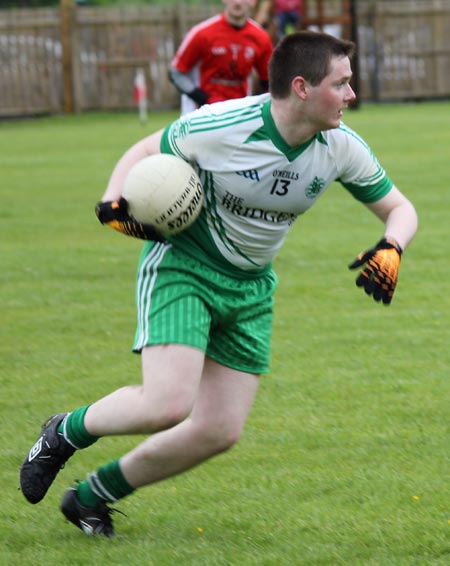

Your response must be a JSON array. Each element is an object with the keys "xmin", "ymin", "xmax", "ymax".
[
  {"xmin": 348, "ymin": 237, "xmax": 403, "ymax": 305},
  {"xmin": 122, "ymin": 154, "xmax": 204, "ymax": 236},
  {"xmin": 95, "ymin": 197, "xmax": 166, "ymax": 242}
]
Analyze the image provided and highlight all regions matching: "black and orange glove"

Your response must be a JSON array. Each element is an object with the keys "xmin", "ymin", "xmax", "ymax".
[
  {"xmin": 95, "ymin": 197, "xmax": 165, "ymax": 242},
  {"xmin": 348, "ymin": 237, "xmax": 403, "ymax": 305}
]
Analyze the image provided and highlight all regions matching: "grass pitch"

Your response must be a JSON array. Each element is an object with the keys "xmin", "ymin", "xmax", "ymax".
[{"xmin": 1, "ymin": 102, "xmax": 449, "ymax": 565}]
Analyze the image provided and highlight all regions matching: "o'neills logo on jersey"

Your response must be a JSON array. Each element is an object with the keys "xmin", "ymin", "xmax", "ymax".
[
  {"xmin": 222, "ymin": 191, "xmax": 296, "ymax": 224},
  {"xmin": 273, "ymin": 170, "xmax": 299, "ymax": 181},
  {"xmin": 212, "ymin": 46, "xmax": 227, "ymax": 55}
]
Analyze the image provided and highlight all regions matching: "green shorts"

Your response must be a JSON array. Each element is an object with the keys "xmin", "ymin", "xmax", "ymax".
[{"xmin": 132, "ymin": 241, "xmax": 278, "ymax": 374}]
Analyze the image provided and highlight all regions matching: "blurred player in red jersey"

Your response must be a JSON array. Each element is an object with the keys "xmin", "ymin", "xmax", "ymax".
[{"xmin": 169, "ymin": 0, "xmax": 274, "ymax": 114}]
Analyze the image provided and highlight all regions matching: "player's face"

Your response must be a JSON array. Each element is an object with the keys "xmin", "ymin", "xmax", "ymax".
[
  {"xmin": 223, "ymin": 0, "xmax": 256, "ymax": 26},
  {"xmin": 306, "ymin": 56, "xmax": 356, "ymax": 130}
]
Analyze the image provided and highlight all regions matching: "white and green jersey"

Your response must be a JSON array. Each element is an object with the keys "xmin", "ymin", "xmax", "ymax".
[{"xmin": 160, "ymin": 93, "xmax": 392, "ymax": 278}]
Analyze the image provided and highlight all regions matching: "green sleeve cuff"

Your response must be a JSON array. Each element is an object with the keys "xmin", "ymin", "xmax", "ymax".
[
  {"xmin": 160, "ymin": 124, "xmax": 176, "ymax": 155},
  {"xmin": 341, "ymin": 175, "xmax": 393, "ymax": 203}
]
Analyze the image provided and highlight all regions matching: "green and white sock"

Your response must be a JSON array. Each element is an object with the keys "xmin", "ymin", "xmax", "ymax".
[
  {"xmin": 57, "ymin": 405, "xmax": 99, "ymax": 449},
  {"xmin": 77, "ymin": 459, "xmax": 135, "ymax": 506}
]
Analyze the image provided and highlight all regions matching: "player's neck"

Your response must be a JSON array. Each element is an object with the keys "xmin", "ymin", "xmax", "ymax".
[
  {"xmin": 271, "ymin": 99, "xmax": 318, "ymax": 147},
  {"xmin": 224, "ymin": 12, "xmax": 248, "ymax": 29}
]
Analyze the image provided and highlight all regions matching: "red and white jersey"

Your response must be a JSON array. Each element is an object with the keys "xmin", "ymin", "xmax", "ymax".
[{"xmin": 172, "ymin": 13, "xmax": 273, "ymax": 109}]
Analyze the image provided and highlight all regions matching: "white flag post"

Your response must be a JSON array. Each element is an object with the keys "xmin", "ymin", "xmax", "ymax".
[{"xmin": 133, "ymin": 68, "xmax": 148, "ymax": 124}]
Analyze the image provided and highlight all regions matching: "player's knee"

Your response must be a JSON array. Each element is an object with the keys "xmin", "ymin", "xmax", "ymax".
[
  {"xmin": 139, "ymin": 405, "xmax": 190, "ymax": 433},
  {"xmin": 132, "ymin": 389, "xmax": 194, "ymax": 433},
  {"xmin": 158, "ymin": 402, "xmax": 192, "ymax": 431},
  {"xmin": 197, "ymin": 420, "xmax": 243, "ymax": 455}
]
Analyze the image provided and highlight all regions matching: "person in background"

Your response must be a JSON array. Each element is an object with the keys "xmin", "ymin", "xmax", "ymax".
[
  {"xmin": 274, "ymin": 0, "xmax": 303, "ymax": 38},
  {"xmin": 20, "ymin": 31, "xmax": 418, "ymax": 538},
  {"xmin": 169, "ymin": 0, "xmax": 273, "ymax": 115}
]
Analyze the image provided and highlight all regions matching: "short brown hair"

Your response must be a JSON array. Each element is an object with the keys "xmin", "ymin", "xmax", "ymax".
[{"xmin": 269, "ymin": 31, "xmax": 355, "ymax": 98}]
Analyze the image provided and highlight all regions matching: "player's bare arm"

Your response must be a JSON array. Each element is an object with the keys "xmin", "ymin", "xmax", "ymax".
[
  {"xmin": 93, "ymin": 130, "xmax": 166, "ymax": 242},
  {"xmin": 365, "ymin": 185, "xmax": 418, "ymax": 251},
  {"xmin": 101, "ymin": 130, "xmax": 164, "ymax": 202}
]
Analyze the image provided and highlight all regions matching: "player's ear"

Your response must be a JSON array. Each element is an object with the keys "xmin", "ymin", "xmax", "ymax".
[{"xmin": 292, "ymin": 76, "xmax": 309, "ymax": 100}]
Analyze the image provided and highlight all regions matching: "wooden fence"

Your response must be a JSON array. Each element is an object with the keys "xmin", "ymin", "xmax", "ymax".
[
  {"xmin": 0, "ymin": 4, "xmax": 219, "ymax": 116},
  {"xmin": 356, "ymin": 0, "xmax": 450, "ymax": 101},
  {"xmin": 0, "ymin": 0, "xmax": 449, "ymax": 117}
]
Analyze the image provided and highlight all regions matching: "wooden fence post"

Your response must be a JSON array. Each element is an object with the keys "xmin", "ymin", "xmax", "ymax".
[
  {"xmin": 349, "ymin": 0, "xmax": 360, "ymax": 108},
  {"xmin": 60, "ymin": 0, "xmax": 75, "ymax": 114}
]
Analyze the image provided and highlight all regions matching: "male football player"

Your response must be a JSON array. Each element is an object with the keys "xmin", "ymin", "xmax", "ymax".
[
  {"xmin": 21, "ymin": 31, "xmax": 418, "ymax": 537},
  {"xmin": 169, "ymin": 0, "xmax": 273, "ymax": 114}
]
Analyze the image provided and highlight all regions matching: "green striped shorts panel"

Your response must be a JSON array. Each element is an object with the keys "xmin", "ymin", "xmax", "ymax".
[{"xmin": 133, "ymin": 241, "xmax": 278, "ymax": 374}]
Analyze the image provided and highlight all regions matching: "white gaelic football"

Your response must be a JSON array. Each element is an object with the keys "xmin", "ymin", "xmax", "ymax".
[{"xmin": 122, "ymin": 154, "xmax": 204, "ymax": 235}]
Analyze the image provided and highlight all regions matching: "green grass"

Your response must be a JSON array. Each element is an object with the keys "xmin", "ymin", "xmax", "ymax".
[{"xmin": 1, "ymin": 102, "xmax": 449, "ymax": 565}]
